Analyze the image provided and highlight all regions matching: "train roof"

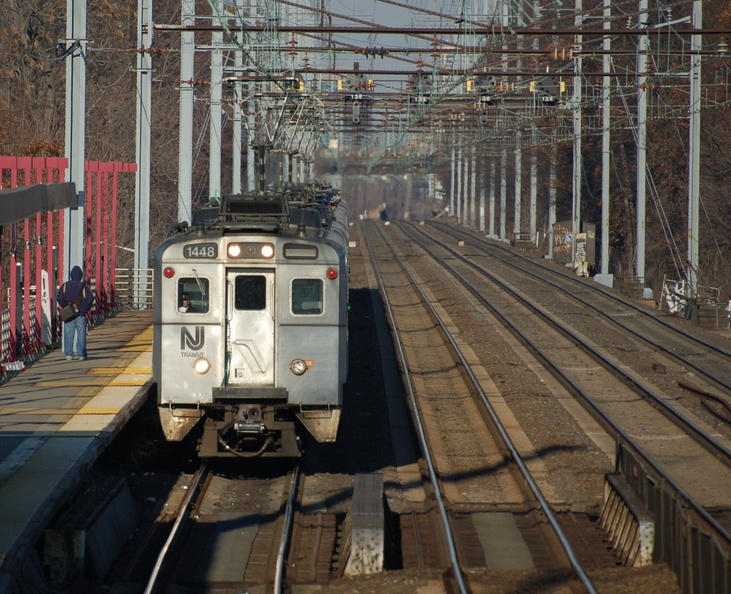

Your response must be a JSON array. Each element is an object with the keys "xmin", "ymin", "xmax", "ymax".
[{"xmin": 189, "ymin": 183, "xmax": 343, "ymax": 235}]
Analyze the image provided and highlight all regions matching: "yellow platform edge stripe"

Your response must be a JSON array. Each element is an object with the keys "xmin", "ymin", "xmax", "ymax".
[
  {"xmin": 109, "ymin": 380, "xmax": 148, "ymax": 386},
  {"xmin": 0, "ymin": 409, "xmax": 78, "ymax": 415},
  {"xmin": 36, "ymin": 380, "xmax": 113, "ymax": 387},
  {"xmin": 89, "ymin": 367, "xmax": 152, "ymax": 375},
  {"xmin": 78, "ymin": 407, "xmax": 123, "ymax": 415}
]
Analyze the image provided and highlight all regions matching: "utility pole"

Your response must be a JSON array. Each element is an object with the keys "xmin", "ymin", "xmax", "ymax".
[
  {"xmin": 479, "ymin": 158, "xmax": 486, "ymax": 234},
  {"xmin": 687, "ymin": 0, "xmax": 702, "ymax": 299},
  {"xmin": 135, "ymin": 0, "xmax": 152, "ymax": 276},
  {"xmin": 470, "ymin": 145, "xmax": 477, "ymax": 229},
  {"xmin": 636, "ymin": 0, "xmax": 650, "ymax": 297},
  {"xmin": 596, "ymin": 0, "xmax": 614, "ymax": 288},
  {"xmin": 64, "ymin": 0, "xmax": 87, "ymax": 276},
  {"xmin": 548, "ymin": 143, "xmax": 557, "ymax": 259},
  {"xmin": 500, "ymin": 0, "xmax": 510, "ymax": 242},
  {"xmin": 500, "ymin": 146, "xmax": 507, "ymax": 240},
  {"xmin": 488, "ymin": 160, "xmax": 496, "ymax": 237},
  {"xmin": 571, "ymin": 0, "xmax": 583, "ymax": 259},
  {"xmin": 178, "ymin": 0, "xmax": 194, "ymax": 221},
  {"xmin": 209, "ymin": 0, "xmax": 223, "ymax": 201},
  {"xmin": 232, "ymin": 23, "xmax": 244, "ymax": 194},
  {"xmin": 449, "ymin": 140, "xmax": 456, "ymax": 216},
  {"xmin": 514, "ymin": 129, "xmax": 522, "ymax": 241},
  {"xmin": 456, "ymin": 144, "xmax": 462, "ymax": 222},
  {"xmin": 529, "ymin": 0, "xmax": 541, "ymax": 244},
  {"xmin": 529, "ymin": 128, "xmax": 537, "ymax": 243}
]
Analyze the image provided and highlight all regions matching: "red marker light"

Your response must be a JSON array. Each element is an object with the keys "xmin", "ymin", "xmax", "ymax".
[
  {"xmin": 327, "ymin": 268, "xmax": 338, "ymax": 279},
  {"xmin": 163, "ymin": 267, "xmax": 175, "ymax": 278}
]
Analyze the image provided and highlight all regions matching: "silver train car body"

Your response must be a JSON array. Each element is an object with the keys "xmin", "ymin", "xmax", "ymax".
[{"xmin": 153, "ymin": 189, "xmax": 349, "ymax": 457}]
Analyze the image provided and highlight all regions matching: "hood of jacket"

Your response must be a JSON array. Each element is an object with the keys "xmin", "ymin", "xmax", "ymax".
[{"xmin": 70, "ymin": 266, "xmax": 83, "ymax": 282}]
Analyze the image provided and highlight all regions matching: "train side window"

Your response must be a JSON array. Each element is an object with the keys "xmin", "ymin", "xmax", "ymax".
[
  {"xmin": 235, "ymin": 275, "xmax": 266, "ymax": 310},
  {"xmin": 291, "ymin": 278, "xmax": 323, "ymax": 315},
  {"xmin": 177, "ymin": 278, "xmax": 210, "ymax": 313}
]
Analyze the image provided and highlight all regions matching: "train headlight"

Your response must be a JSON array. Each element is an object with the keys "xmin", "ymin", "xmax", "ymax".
[
  {"xmin": 327, "ymin": 268, "xmax": 338, "ymax": 279},
  {"xmin": 227, "ymin": 242, "xmax": 275, "ymax": 259},
  {"xmin": 193, "ymin": 357, "xmax": 211, "ymax": 375},
  {"xmin": 163, "ymin": 267, "xmax": 175, "ymax": 278},
  {"xmin": 290, "ymin": 359, "xmax": 307, "ymax": 375},
  {"xmin": 260, "ymin": 243, "xmax": 274, "ymax": 259}
]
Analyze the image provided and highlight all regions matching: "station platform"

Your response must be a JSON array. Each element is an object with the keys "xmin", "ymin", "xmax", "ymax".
[{"xmin": 0, "ymin": 311, "xmax": 154, "ymax": 591}]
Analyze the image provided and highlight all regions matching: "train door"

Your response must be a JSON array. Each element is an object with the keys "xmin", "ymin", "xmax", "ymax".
[{"xmin": 226, "ymin": 270, "xmax": 275, "ymax": 385}]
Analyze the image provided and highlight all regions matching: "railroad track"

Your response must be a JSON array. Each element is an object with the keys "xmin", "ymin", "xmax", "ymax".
[
  {"xmin": 374, "ymin": 219, "xmax": 730, "ymax": 593},
  {"xmin": 110, "ymin": 462, "xmax": 302, "ymax": 593},
  {"xmin": 364, "ymin": 221, "xmax": 606, "ymax": 593},
  {"xmin": 395, "ymin": 219, "xmax": 731, "ymax": 489},
  {"xmin": 399, "ymin": 222, "xmax": 731, "ymax": 468},
  {"xmin": 428, "ymin": 220, "xmax": 731, "ymax": 415}
]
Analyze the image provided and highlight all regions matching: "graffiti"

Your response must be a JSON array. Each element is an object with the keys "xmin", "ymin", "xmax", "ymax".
[{"xmin": 553, "ymin": 223, "xmax": 573, "ymax": 255}]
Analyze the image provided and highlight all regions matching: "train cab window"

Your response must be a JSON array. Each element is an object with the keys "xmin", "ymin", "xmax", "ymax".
[
  {"xmin": 177, "ymin": 278, "xmax": 209, "ymax": 313},
  {"xmin": 291, "ymin": 279, "xmax": 323, "ymax": 315},
  {"xmin": 234, "ymin": 275, "xmax": 266, "ymax": 310}
]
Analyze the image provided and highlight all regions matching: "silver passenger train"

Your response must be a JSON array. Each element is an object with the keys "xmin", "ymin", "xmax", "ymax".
[{"xmin": 153, "ymin": 185, "xmax": 349, "ymax": 457}]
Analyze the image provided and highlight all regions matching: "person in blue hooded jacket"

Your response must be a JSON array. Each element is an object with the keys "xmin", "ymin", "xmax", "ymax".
[{"xmin": 56, "ymin": 266, "xmax": 94, "ymax": 361}]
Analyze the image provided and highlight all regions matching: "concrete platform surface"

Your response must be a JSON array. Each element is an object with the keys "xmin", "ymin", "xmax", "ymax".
[{"xmin": 0, "ymin": 310, "xmax": 154, "ymax": 589}]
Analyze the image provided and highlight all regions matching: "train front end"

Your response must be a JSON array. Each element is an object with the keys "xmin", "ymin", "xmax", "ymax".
[{"xmin": 153, "ymin": 192, "xmax": 349, "ymax": 458}]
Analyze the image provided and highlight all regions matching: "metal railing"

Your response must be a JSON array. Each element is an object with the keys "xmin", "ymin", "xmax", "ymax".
[
  {"xmin": 114, "ymin": 268, "xmax": 154, "ymax": 310},
  {"xmin": 0, "ymin": 268, "xmax": 153, "ymax": 382},
  {"xmin": 1, "ymin": 296, "xmax": 50, "ymax": 380},
  {"xmin": 617, "ymin": 441, "xmax": 731, "ymax": 594}
]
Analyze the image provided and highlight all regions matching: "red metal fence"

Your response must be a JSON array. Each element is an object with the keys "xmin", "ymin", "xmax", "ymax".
[{"xmin": 0, "ymin": 156, "xmax": 136, "ymax": 376}]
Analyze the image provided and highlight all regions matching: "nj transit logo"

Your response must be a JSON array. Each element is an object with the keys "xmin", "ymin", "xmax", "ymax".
[{"xmin": 181, "ymin": 326, "xmax": 205, "ymax": 350}]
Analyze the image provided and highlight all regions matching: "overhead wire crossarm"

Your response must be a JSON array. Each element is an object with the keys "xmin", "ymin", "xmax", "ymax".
[{"xmin": 151, "ymin": 23, "xmax": 731, "ymax": 36}]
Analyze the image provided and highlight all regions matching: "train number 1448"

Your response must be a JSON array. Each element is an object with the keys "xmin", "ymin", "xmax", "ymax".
[{"xmin": 184, "ymin": 243, "xmax": 218, "ymax": 259}]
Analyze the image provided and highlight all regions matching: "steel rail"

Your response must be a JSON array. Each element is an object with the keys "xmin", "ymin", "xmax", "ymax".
[
  {"xmin": 274, "ymin": 464, "xmax": 301, "ymax": 594},
  {"xmin": 143, "ymin": 462, "xmax": 209, "ymax": 594},
  {"xmin": 372, "ymin": 222, "xmax": 599, "ymax": 594}
]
